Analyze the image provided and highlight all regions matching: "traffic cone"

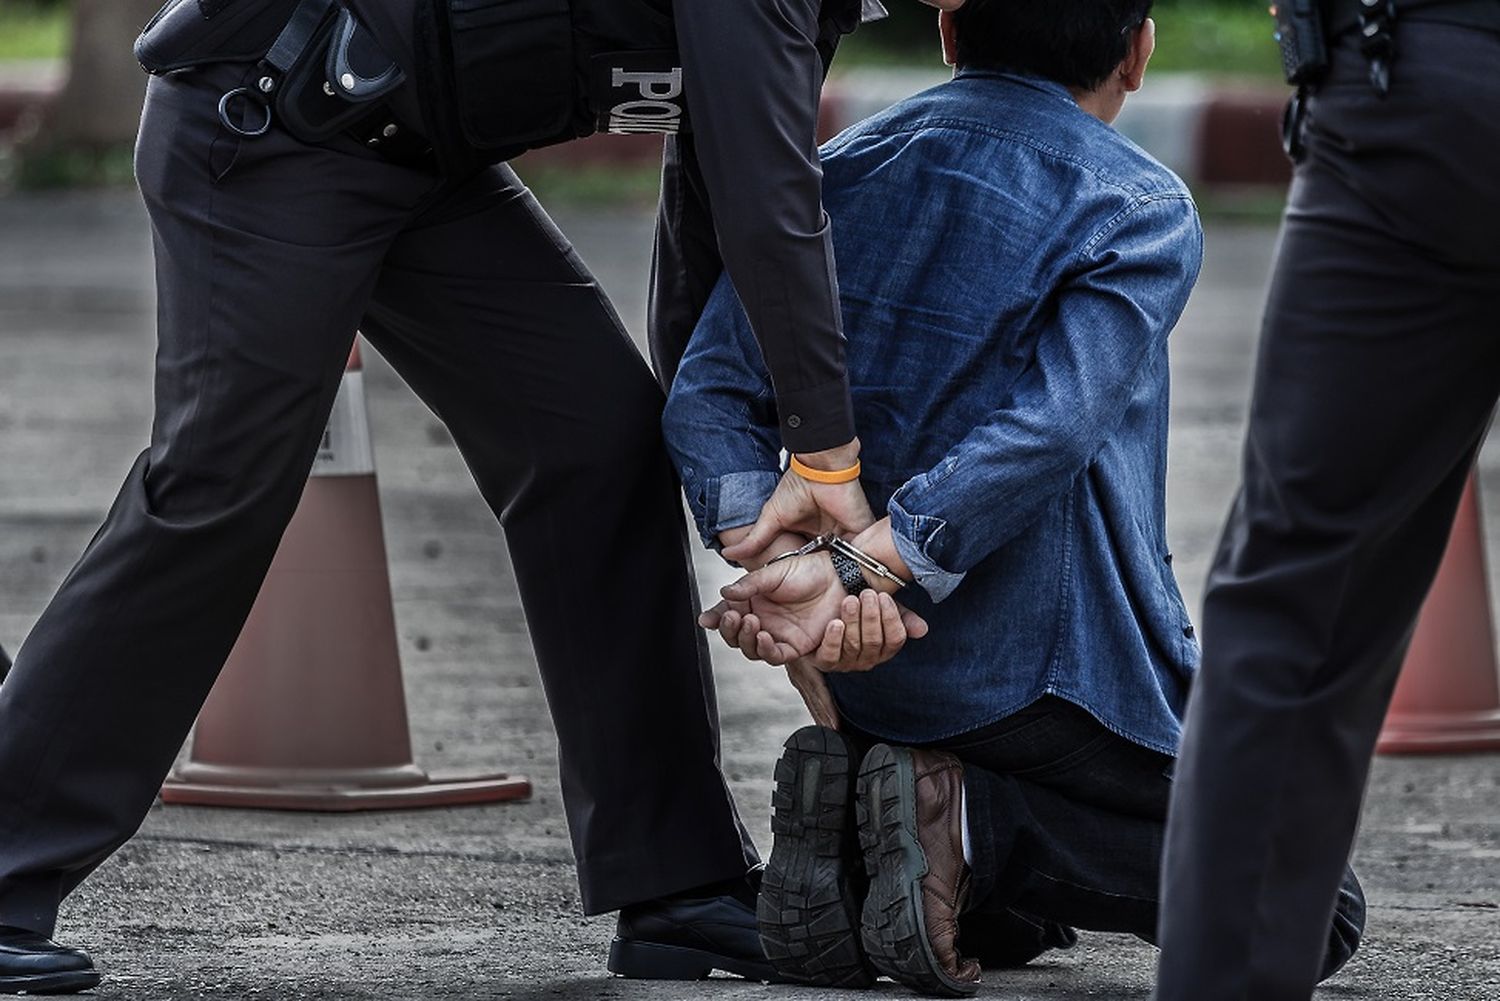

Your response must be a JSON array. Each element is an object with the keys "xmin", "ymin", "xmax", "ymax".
[
  {"xmin": 162, "ymin": 344, "xmax": 533, "ymax": 809},
  {"xmin": 1378, "ymin": 472, "xmax": 1500, "ymax": 754}
]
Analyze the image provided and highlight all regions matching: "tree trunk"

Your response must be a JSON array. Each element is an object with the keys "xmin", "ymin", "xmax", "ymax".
[{"xmin": 18, "ymin": 0, "xmax": 161, "ymax": 182}]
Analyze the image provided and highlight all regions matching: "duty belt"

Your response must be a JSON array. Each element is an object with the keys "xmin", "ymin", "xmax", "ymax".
[
  {"xmin": 137, "ymin": 0, "xmax": 434, "ymax": 168},
  {"xmin": 1325, "ymin": 0, "xmax": 1500, "ymax": 34},
  {"xmin": 1322, "ymin": 0, "xmax": 1500, "ymax": 93}
]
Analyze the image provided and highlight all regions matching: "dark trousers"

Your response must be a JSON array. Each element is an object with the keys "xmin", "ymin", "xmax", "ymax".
[
  {"xmin": 1157, "ymin": 22, "xmax": 1500, "ymax": 1001},
  {"xmin": 849, "ymin": 696, "xmax": 1364, "ymax": 971},
  {"xmin": 0, "ymin": 64, "xmax": 756, "ymax": 937}
]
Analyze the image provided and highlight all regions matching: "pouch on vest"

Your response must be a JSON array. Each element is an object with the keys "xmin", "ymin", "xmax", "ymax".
[
  {"xmin": 276, "ymin": 8, "xmax": 406, "ymax": 142},
  {"xmin": 444, "ymin": 0, "xmax": 578, "ymax": 149},
  {"xmin": 136, "ymin": 0, "xmax": 302, "ymax": 74}
]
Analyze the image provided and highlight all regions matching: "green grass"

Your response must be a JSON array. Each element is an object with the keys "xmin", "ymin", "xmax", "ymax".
[
  {"xmin": 9, "ymin": 145, "xmax": 136, "ymax": 190},
  {"xmin": 1150, "ymin": 2, "xmax": 1282, "ymax": 78},
  {"xmin": 515, "ymin": 161, "xmax": 663, "ymax": 209},
  {"xmin": 0, "ymin": 3, "xmax": 70, "ymax": 61},
  {"xmin": 839, "ymin": 1, "xmax": 1281, "ymax": 80}
]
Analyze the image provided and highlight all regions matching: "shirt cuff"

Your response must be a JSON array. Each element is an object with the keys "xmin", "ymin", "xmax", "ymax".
[
  {"xmin": 775, "ymin": 377, "xmax": 856, "ymax": 454},
  {"xmin": 888, "ymin": 496, "xmax": 966, "ymax": 603},
  {"xmin": 704, "ymin": 470, "xmax": 781, "ymax": 545}
]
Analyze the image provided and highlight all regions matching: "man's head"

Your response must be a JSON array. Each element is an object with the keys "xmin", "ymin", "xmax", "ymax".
[{"xmin": 938, "ymin": 0, "xmax": 1156, "ymax": 124}]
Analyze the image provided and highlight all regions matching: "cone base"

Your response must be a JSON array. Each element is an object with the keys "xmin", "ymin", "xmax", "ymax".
[
  {"xmin": 1377, "ymin": 708, "xmax": 1500, "ymax": 755},
  {"xmin": 161, "ymin": 771, "xmax": 532, "ymax": 812}
]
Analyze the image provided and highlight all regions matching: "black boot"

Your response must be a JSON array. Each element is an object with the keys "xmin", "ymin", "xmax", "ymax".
[{"xmin": 757, "ymin": 725, "xmax": 874, "ymax": 988}]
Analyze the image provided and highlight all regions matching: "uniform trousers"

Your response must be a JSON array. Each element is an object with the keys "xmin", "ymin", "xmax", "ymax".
[
  {"xmin": 1157, "ymin": 22, "xmax": 1500, "ymax": 1001},
  {"xmin": 0, "ymin": 62, "xmax": 756, "ymax": 938}
]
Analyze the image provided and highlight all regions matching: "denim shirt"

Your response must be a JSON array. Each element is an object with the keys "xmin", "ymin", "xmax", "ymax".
[{"xmin": 663, "ymin": 71, "xmax": 1204, "ymax": 754}]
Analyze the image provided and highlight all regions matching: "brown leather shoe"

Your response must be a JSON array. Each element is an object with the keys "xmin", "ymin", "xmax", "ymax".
[{"xmin": 857, "ymin": 744, "xmax": 980, "ymax": 997}]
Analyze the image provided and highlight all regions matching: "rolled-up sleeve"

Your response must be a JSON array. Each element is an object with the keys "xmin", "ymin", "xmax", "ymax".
[
  {"xmin": 662, "ymin": 279, "xmax": 785, "ymax": 548},
  {"xmin": 888, "ymin": 196, "xmax": 1203, "ymax": 601},
  {"xmin": 672, "ymin": 0, "xmax": 854, "ymax": 453}
]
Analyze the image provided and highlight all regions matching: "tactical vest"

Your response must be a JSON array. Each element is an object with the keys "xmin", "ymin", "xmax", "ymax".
[{"xmin": 428, "ymin": 0, "xmax": 867, "ymax": 161}]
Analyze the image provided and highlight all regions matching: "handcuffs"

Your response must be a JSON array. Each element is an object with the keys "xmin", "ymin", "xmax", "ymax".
[{"xmin": 766, "ymin": 534, "xmax": 910, "ymax": 598}]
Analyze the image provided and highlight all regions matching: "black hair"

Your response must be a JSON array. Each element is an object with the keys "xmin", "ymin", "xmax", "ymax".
[{"xmin": 952, "ymin": 0, "xmax": 1155, "ymax": 92}]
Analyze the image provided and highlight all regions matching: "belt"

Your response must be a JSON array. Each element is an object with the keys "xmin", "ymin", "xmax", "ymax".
[
  {"xmin": 218, "ymin": 0, "xmax": 435, "ymax": 168},
  {"xmin": 1325, "ymin": 0, "xmax": 1500, "ymax": 35}
]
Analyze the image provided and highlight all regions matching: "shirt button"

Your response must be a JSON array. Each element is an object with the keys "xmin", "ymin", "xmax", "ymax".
[
  {"xmin": 1183, "ymin": 625, "xmax": 1196, "ymax": 639},
  {"xmin": 786, "ymin": 414, "xmax": 803, "ymax": 429},
  {"xmin": 1164, "ymin": 552, "xmax": 1173, "ymax": 565}
]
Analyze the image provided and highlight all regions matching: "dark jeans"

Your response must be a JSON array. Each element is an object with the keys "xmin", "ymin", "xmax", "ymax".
[
  {"xmin": 1158, "ymin": 22, "xmax": 1500, "ymax": 1001},
  {"xmin": 847, "ymin": 696, "xmax": 1363, "ymax": 972},
  {"xmin": 0, "ymin": 62, "xmax": 755, "ymax": 938},
  {"xmin": 849, "ymin": 697, "xmax": 1171, "ymax": 941}
]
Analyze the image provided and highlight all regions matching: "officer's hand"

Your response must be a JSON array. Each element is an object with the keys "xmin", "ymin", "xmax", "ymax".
[
  {"xmin": 721, "ymin": 444, "xmax": 875, "ymax": 563},
  {"xmin": 718, "ymin": 526, "xmax": 812, "ymax": 573}
]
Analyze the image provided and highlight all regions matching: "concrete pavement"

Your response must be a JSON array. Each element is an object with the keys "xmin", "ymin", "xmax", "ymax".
[{"xmin": 0, "ymin": 188, "xmax": 1498, "ymax": 999}]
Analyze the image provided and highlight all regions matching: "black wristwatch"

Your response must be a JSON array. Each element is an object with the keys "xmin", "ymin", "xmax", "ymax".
[{"xmin": 829, "ymin": 548, "xmax": 868, "ymax": 597}]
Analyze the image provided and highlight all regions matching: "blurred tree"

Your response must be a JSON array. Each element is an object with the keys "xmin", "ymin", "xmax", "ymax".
[{"xmin": 17, "ymin": 0, "xmax": 160, "ymax": 186}]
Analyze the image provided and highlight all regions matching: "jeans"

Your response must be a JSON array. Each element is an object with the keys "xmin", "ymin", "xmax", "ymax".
[{"xmin": 847, "ymin": 695, "xmax": 1365, "ymax": 973}]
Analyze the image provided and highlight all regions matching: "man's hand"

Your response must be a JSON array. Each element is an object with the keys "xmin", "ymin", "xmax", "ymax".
[
  {"xmin": 699, "ymin": 554, "xmax": 849, "ymax": 665},
  {"xmin": 721, "ymin": 440, "xmax": 874, "ymax": 563},
  {"xmin": 700, "ymin": 557, "xmax": 930, "ymax": 669},
  {"xmin": 801, "ymin": 589, "xmax": 927, "ymax": 673}
]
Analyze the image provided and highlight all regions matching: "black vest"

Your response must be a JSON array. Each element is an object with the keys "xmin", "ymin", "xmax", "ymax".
[{"xmin": 421, "ymin": 0, "xmax": 865, "ymax": 164}]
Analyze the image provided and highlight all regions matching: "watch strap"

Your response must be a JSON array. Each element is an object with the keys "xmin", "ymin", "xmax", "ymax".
[{"xmin": 829, "ymin": 549, "xmax": 867, "ymax": 597}]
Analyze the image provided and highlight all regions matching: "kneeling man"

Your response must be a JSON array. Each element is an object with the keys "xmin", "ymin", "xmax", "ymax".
[{"xmin": 663, "ymin": 1, "xmax": 1366, "ymax": 995}]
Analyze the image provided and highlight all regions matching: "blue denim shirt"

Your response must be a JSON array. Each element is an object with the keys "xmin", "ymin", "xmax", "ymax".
[{"xmin": 663, "ymin": 71, "xmax": 1204, "ymax": 754}]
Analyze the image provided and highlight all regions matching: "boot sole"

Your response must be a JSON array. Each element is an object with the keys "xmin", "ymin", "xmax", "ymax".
[
  {"xmin": 757, "ymin": 725, "xmax": 874, "ymax": 989},
  {"xmin": 0, "ymin": 969, "xmax": 101, "ymax": 995},
  {"xmin": 857, "ymin": 744, "xmax": 978, "ymax": 998},
  {"xmin": 607, "ymin": 938, "xmax": 774, "ymax": 982}
]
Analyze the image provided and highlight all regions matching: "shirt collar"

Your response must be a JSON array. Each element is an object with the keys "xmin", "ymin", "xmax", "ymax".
[{"xmin": 952, "ymin": 67, "xmax": 1077, "ymax": 106}]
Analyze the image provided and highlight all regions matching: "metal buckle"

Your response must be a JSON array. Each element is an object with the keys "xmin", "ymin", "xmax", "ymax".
[{"xmin": 218, "ymin": 86, "xmax": 273, "ymax": 137}]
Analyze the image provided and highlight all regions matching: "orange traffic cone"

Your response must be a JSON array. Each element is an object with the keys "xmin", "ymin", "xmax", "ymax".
[
  {"xmin": 1378, "ymin": 472, "xmax": 1500, "ymax": 754},
  {"xmin": 161, "ymin": 344, "xmax": 533, "ymax": 809}
]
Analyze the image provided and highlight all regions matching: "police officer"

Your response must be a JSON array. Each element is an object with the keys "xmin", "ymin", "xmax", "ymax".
[
  {"xmin": 0, "ymin": 0, "xmax": 889, "ymax": 993},
  {"xmin": 1156, "ymin": 2, "xmax": 1500, "ymax": 999}
]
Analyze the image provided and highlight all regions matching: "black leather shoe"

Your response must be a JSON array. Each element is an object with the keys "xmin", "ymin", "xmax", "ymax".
[
  {"xmin": 608, "ymin": 876, "xmax": 776, "ymax": 982},
  {"xmin": 0, "ymin": 926, "xmax": 100, "ymax": 995},
  {"xmin": 758, "ymin": 725, "xmax": 874, "ymax": 988}
]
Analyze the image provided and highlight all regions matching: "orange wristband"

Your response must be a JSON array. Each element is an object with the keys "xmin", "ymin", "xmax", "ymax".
[{"xmin": 790, "ymin": 455, "xmax": 862, "ymax": 485}]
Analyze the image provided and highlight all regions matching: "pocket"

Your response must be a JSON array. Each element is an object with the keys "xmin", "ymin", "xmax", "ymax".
[
  {"xmin": 446, "ymin": 0, "xmax": 576, "ymax": 148},
  {"xmin": 208, "ymin": 125, "xmax": 245, "ymax": 184}
]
